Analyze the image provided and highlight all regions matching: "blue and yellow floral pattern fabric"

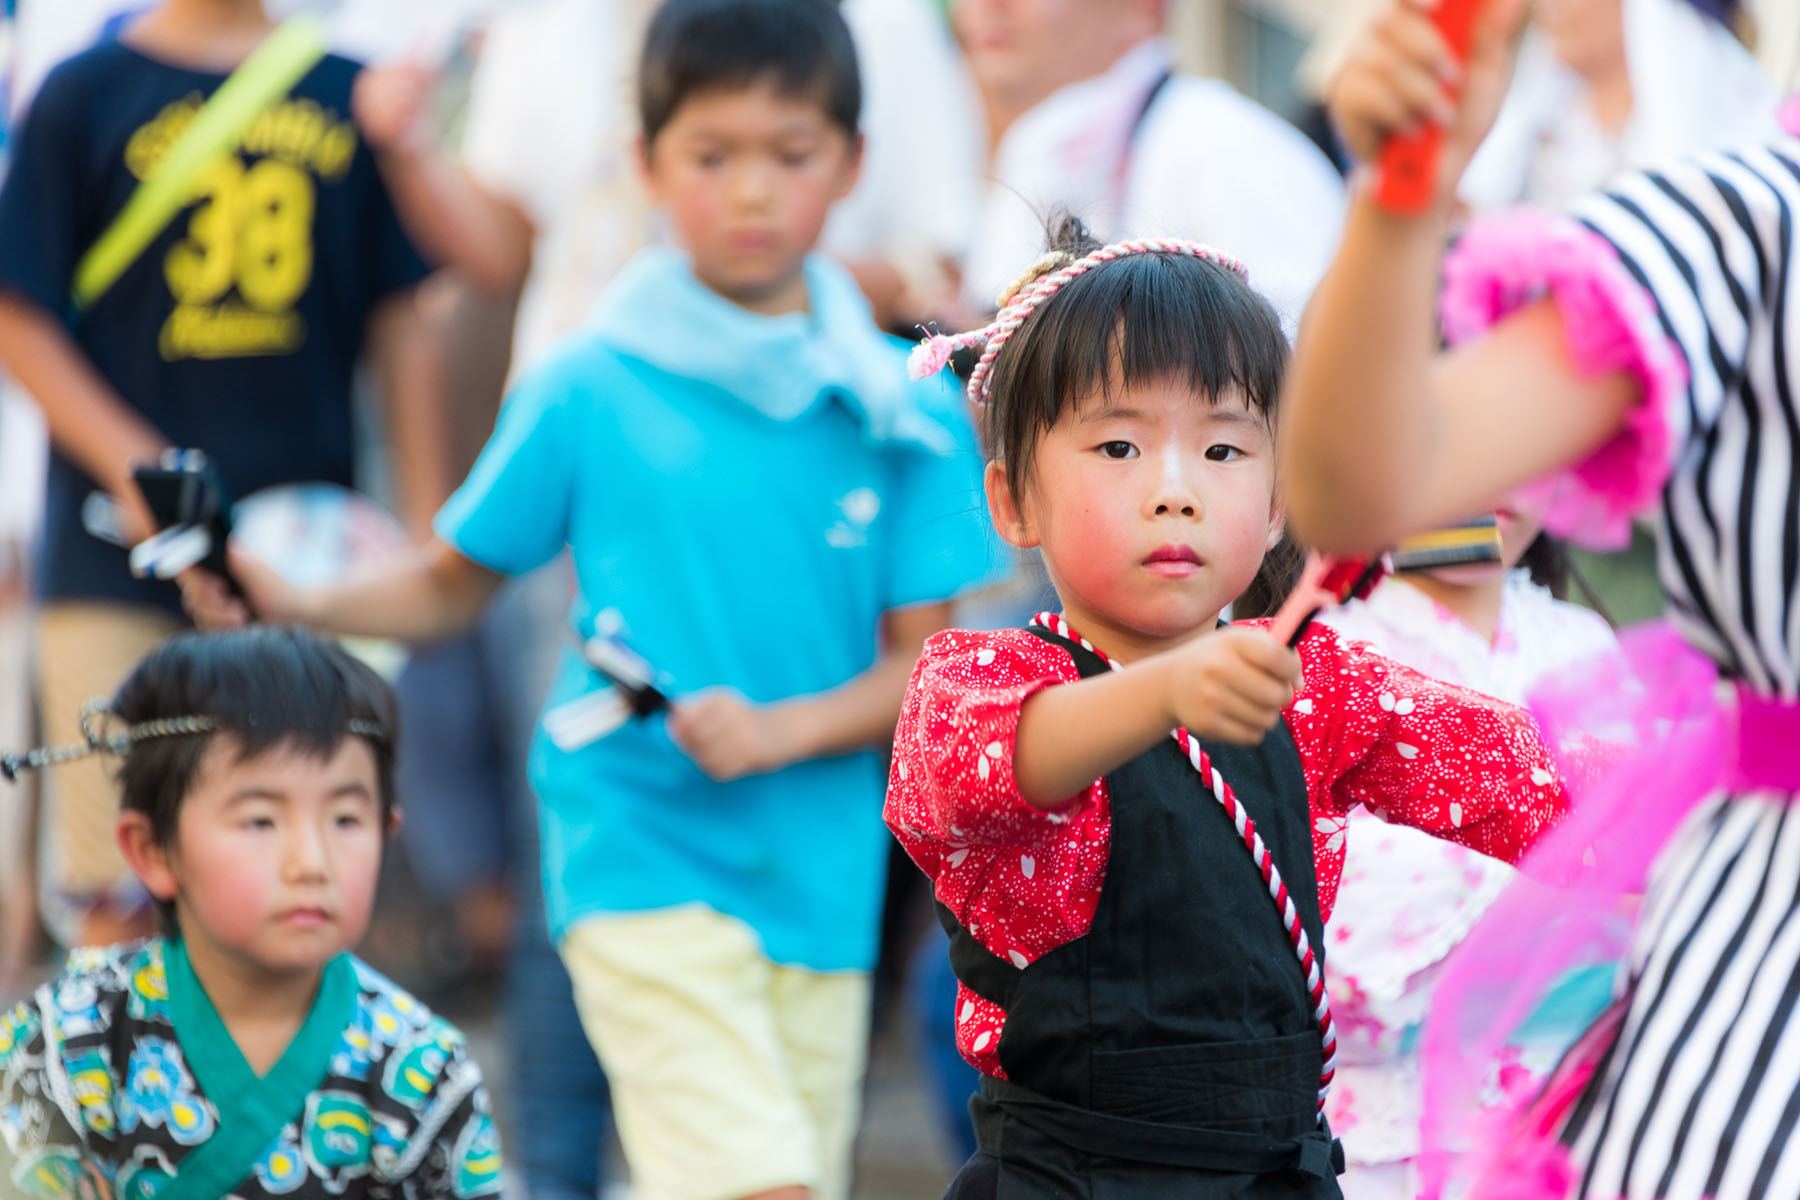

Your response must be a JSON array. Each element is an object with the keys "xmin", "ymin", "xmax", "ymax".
[{"xmin": 0, "ymin": 940, "xmax": 501, "ymax": 1198}]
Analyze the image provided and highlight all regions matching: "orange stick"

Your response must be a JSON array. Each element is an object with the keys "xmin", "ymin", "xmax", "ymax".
[{"xmin": 1374, "ymin": 0, "xmax": 1486, "ymax": 216}]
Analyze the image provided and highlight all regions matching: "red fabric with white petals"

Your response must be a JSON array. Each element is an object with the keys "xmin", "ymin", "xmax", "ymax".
[{"xmin": 886, "ymin": 621, "xmax": 1567, "ymax": 1080}]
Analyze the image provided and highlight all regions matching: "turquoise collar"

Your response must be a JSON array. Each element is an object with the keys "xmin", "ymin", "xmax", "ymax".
[
  {"xmin": 159, "ymin": 938, "xmax": 357, "ymax": 1200},
  {"xmin": 590, "ymin": 247, "xmax": 951, "ymax": 454}
]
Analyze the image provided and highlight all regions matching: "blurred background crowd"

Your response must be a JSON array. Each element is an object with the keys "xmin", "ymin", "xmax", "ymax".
[{"xmin": 0, "ymin": 0, "xmax": 1795, "ymax": 1195}]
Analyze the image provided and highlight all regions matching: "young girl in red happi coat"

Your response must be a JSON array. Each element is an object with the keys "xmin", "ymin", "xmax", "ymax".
[{"xmin": 886, "ymin": 217, "xmax": 1569, "ymax": 1200}]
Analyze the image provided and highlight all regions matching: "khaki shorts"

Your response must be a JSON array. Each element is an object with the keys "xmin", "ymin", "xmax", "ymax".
[
  {"xmin": 37, "ymin": 602, "xmax": 185, "ymax": 910},
  {"xmin": 562, "ymin": 904, "xmax": 870, "ymax": 1200}
]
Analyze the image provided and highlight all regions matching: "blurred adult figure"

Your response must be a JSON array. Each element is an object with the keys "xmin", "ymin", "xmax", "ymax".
[
  {"xmin": 1460, "ymin": 0, "xmax": 1780, "ymax": 211},
  {"xmin": 955, "ymin": 0, "xmax": 1345, "ymax": 328}
]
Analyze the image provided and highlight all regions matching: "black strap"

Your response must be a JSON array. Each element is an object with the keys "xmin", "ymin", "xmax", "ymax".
[
  {"xmin": 976, "ymin": 1075, "xmax": 1343, "ymax": 1179},
  {"xmin": 1129, "ymin": 70, "xmax": 1174, "ymax": 147}
]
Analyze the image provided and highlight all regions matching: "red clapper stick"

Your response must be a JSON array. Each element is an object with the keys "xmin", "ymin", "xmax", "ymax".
[
  {"xmin": 1268, "ymin": 553, "xmax": 1388, "ymax": 648},
  {"xmin": 1374, "ymin": 0, "xmax": 1486, "ymax": 216}
]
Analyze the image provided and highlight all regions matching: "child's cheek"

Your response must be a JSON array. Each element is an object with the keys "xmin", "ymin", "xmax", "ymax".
[
  {"xmin": 192, "ymin": 843, "xmax": 282, "ymax": 942},
  {"xmin": 1047, "ymin": 493, "xmax": 1141, "ymax": 607},
  {"xmin": 323, "ymin": 831, "xmax": 387, "ymax": 944}
]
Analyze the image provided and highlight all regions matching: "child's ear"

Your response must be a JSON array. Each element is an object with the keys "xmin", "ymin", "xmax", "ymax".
[
  {"xmin": 833, "ymin": 132, "xmax": 865, "ymax": 202},
  {"xmin": 1267, "ymin": 492, "xmax": 1288, "ymax": 551},
  {"xmin": 386, "ymin": 808, "xmax": 404, "ymax": 837},
  {"xmin": 117, "ymin": 813, "xmax": 179, "ymax": 905},
  {"xmin": 985, "ymin": 460, "xmax": 1038, "ymax": 549},
  {"xmin": 633, "ymin": 135, "xmax": 659, "ymax": 203}
]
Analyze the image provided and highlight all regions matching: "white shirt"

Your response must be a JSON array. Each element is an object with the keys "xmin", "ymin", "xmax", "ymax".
[{"xmin": 962, "ymin": 37, "xmax": 1345, "ymax": 330}]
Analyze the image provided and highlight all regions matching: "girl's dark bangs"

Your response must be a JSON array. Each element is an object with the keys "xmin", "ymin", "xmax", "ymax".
[
  {"xmin": 982, "ymin": 249, "xmax": 1290, "ymax": 497},
  {"xmin": 1018, "ymin": 254, "xmax": 1287, "ymax": 422}
]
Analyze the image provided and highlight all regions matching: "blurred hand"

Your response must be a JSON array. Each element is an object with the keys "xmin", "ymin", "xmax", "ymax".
[
  {"xmin": 352, "ymin": 62, "xmax": 436, "ymax": 156},
  {"xmin": 178, "ymin": 542, "xmax": 306, "ymax": 630},
  {"xmin": 112, "ymin": 481, "xmax": 158, "ymax": 548},
  {"xmin": 668, "ymin": 689, "xmax": 802, "ymax": 782},
  {"xmin": 176, "ymin": 566, "xmax": 246, "ymax": 630},
  {"xmin": 1327, "ymin": 0, "xmax": 1529, "ymax": 206},
  {"xmin": 1166, "ymin": 626, "xmax": 1301, "ymax": 746}
]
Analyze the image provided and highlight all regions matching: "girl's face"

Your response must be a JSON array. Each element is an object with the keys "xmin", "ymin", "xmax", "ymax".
[
  {"xmin": 1535, "ymin": 0, "xmax": 1627, "ymax": 78},
  {"xmin": 133, "ymin": 736, "xmax": 388, "ymax": 980},
  {"xmin": 987, "ymin": 378, "xmax": 1282, "ymax": 658},
  {"xmin": 1425, "ymin": 495, "xmax": 1548, "ymax": 586}
]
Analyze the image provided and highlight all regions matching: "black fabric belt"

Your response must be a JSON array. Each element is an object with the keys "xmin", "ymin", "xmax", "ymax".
[{"xmin": 974, "ymin": 1075, "xmax": 1344, "ymax": 1180}]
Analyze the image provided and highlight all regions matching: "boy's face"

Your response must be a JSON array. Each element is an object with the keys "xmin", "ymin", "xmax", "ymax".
[
  {"xmin": 140, "ymin": 736, "xmax": 388, "ymax": 978},
  {"xmin": 640, "ymin": 81, "xmax": 862, "ymax": 314}
]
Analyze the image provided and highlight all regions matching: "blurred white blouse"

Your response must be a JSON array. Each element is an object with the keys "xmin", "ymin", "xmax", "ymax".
[{"xmin": 1459, "ymin": 0, "xmax": 1780, "ymax": 211}]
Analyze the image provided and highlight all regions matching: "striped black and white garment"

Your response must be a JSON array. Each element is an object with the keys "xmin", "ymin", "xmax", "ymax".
[{"xmin": 1449, "ymin": 134, "xmax": 1800, "ymax": 1199}]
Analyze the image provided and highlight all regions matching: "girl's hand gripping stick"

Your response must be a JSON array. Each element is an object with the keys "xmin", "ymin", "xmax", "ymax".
[
  {"xmin": 1374, "ymin": 0, "xmax": 1486, "ymax": 216},
  {"xmin": 1269, "ymin": 553, "xmax": 1389, "ymax": 648}
]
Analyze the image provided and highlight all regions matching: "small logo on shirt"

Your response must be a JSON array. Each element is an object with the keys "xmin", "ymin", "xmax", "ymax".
[{"xmin": 826, "ymin": 487, "xmax": 881, "ymax": 549}]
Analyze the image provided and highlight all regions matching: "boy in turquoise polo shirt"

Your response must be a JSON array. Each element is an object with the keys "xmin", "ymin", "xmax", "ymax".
[{"xmin": 195, "ymin": 1, "xmax": 996, "ymax": 1196}]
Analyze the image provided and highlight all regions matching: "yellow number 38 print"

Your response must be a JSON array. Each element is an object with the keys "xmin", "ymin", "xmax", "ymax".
[{"xmin": 166, "ymin": 156, "xmax": 314, "ymax": 311}]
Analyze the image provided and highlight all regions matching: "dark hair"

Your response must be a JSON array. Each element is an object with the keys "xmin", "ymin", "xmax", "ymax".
[
  {"xmin": 983, "ymin": 216, "xmax": 1291, "ymax": 504},
  {"xmin": 1233, "ymin": 531, "xmax": 1306, "ymax": 621},
  {"xmin": 638, "ymin": 0, "xmax": 862, "ymax": 146},
  {"xmin": 1518, "ymin": 532, "xmax": 1570, "ymax": 600},
  {"xmin": 111, "ymin": 627, "xmax": 399, "ymax": 931}
]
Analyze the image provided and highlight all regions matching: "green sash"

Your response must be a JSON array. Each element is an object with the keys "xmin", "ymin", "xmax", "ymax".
[
  {"xmin": 70, "ymin": 16, "xmax": 327, "ymax": 311},
  {"xmin": 158, "ymin": 938, "xmax": 358, "ymax": 1200}
]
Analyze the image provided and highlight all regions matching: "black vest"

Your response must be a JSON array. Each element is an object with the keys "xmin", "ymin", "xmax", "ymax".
[{"xmin": 938, "ymin": 625, "xmax": 1343, "ymax": 1198}]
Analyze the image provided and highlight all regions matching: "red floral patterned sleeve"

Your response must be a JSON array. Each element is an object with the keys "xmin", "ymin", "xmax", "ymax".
[
  {"xmin": 886, "ymin": 627, "xmax": 1115, "ymax": 1079},
  {"xmin": 1275, "ymin": 622, "xmax": 1568, "ymax": 916},
  {"xmin": 887, "ymin": 627, "xmax": 1101, "ymax": 855}
]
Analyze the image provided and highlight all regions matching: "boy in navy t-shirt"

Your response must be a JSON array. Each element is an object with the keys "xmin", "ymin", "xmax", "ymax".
[{"xmin": 0, "ymin": 0, "xmax": 431, "ymax": 949}]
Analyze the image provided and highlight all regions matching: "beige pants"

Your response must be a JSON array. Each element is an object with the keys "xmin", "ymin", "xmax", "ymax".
[
  {"xmin": 37, "ymin": 602, "xmax": 185, "ymax": 914},
  {"xmin": 562, "ymin": 904, "xmax": 870, "ymax": 1200}
]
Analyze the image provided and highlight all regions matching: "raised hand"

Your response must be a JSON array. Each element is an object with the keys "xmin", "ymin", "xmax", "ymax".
[
  {"xmin": 351, "ymin": 61, "xmax": 436, "ymax": 157},
  {"xmin": 1327, "ymin": 0, "xmax": 1529, "ymax": 207}
]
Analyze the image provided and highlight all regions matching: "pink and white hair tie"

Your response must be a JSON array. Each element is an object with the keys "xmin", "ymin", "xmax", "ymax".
[{"xmin": 906, "ymin": 238, "xmax": 1248, "ymax": 405}]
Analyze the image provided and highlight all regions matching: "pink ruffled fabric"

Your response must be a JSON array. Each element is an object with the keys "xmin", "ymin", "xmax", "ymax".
[
  {"xmin": 1440, "ymin": 211, "xmax": 1691, "ymax": 550},
  {"xmin": 1418, "ymin": 623, "xmax": 1733, "ymax": 1200},
  {"xmin": 1781, "ymin": 94, "xmax": 1800, "ymax": 137}
]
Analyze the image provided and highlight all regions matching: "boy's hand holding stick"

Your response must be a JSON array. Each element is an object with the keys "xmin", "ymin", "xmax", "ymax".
[{"xmin": 667, "ymin": 691, "xmax": 804, "ymax": 783}]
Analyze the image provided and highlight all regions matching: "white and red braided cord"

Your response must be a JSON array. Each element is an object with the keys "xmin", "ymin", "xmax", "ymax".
[
  {"xmin": 1029, "ymin": 611, "xmax": 1337, "ymax": 1120},
  {"xmin": 907, "ymin": 238, "xmax": 1248, "ymax": 407}
]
